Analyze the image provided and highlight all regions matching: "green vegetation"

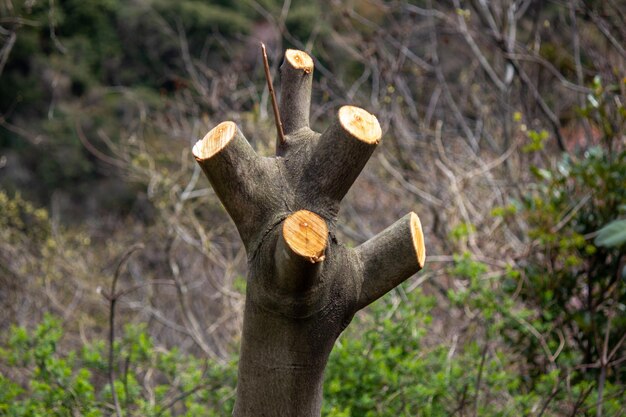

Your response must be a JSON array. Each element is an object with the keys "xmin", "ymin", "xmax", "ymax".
[{"xmin": 1, "ymin": 315, "xmax": 237, "ymax": 416}]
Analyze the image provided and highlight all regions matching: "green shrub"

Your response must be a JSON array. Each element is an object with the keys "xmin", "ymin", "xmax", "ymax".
[
  {"xmin": 515, "ymin": 146, "xmax": 625, "ymax": 377},
  {"xmin": 0, "ymin": 316, "xmax": 237, "ymax": 416}
]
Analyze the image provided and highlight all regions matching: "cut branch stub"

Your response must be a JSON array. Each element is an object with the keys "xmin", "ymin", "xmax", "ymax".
[
  {"xmin": 279, "ymin": 49, "xmax": 314, "ymax": 141},
  {"xmin": 338, "ymin": 105, "xmax": 382, "ymax": 145},
  {"xmin": 286, "ymin": 49, "xmax": 314, "ymax": 73},
  {"xmin": 282, "ymin": 210, "xmax": 328, "ymax": 263},
  {"xmin": 275, "ymin": 210, "xmax": 328, "ymax": 294},
  {"xmin": 356, "ymin": 212, "xmax": 426, "ymax": 309},
  {"xmin": 192, "ymin": 121, "xmax": 281, "ymax": 249},
  {"xmin": 299, "ymin": 105, "xmax": 382, "ymax": 212},
  {"xmin": 192, "ymin": 121, "xmax": 237, "ymax": 159}
]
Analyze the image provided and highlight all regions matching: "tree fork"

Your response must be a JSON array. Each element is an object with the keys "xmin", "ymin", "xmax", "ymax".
[{"xmin": 192, "ymin": 49, "xmax": 426, "ymax": 417}]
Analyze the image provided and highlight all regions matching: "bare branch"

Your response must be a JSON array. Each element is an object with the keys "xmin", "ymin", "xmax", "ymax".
[
  {"xmin": 427, "ymin": 8, "xmax": 479, "ymax": 150},
  {"xmin": 106, "ymin": 244, "xmax": 145, "ymax": 417},
  {"xmin": 261, "ymin": 43, "xmax": 286, "ymax": 149},
  {"xmin": 587, "ymin": 9, "xmax": 626, "ymax": 59},
  {"xmin": 452, "ymin": 0, "xmax": 506, "ymax": 92}
]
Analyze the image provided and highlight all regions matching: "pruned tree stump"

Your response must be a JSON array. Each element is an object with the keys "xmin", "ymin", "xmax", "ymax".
[{"xmin": 193, "ymin": 49, "xmax": 425, "ymax": 417}]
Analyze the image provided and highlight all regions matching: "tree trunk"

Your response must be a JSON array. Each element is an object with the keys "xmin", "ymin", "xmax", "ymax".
[{"xmin": 192, "ymin": 49, "xmax": 426, "ymax": 417}]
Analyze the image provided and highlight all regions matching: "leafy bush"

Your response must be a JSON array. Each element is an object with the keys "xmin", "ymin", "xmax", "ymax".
[
  {"xmin": 515, "ymin": 147, "xmax": 626, "ymax": 376},
  {"xmin": 325, "ymin": 280, "xmax": 624, "ymax": 416},
  {"xmin": 0, "ymin": 315, "xmax": 237, "ymax": 417}
]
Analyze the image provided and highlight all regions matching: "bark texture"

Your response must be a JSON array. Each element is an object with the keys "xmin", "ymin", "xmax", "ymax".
[{"xmin": 193, "ymin": 49, "xmax": 426, "ymax": 417}]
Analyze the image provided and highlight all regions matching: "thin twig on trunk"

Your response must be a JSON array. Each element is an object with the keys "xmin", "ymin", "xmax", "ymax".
[{"xmin": 261, "ymin": 43, "xmax": 286, "ymax": 145}]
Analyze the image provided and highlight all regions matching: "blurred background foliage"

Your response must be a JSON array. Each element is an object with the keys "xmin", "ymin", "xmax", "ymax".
[{"xmin": 0, "ymin": 0, "xmax": 625, "ymax": 415}]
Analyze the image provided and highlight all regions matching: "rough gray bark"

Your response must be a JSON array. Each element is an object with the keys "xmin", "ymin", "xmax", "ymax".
[{"xmin": 193, "ymin": 49, "xmax": 425, "ymax": 417}]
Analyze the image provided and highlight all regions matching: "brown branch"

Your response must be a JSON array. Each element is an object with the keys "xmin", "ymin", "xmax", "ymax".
[
  {"xmin": 451, "ymin": 0, "xmax": 506, "ymax": 92},
  {"xmin": 106, "ymin": 244, "xmax": 145, "ymax": 417},
  {"xmin": 568, "ymin": 2, "xmax": 594, "ymax": 142},
  {"xmin": 167, "ymin": 238, "xmax": 221, "ymax": 361},
  {"xmin": 587, "ymin": 9, "xmax": 626, "ymax": 59},
  {"xmin": 537, "ymin": 386, "xmax": 561, "ymax": 417},
  {"xmin": 427, "ymin": 9, "xmax": 478, "ymax": 151},
  {"xmin": 76, "ymin": 121, "xmax": 128, "ymax": 169},
  {"xmin": 261, "ymin": 43, "xmax": 286, "ymax": 149},
  {"xmin": 154, "ymin": 377, "xmax": 214, "ymax": 417},
  {"xmin": 504, "ymin": 53, "xmax": 591, "ymax": 94}
]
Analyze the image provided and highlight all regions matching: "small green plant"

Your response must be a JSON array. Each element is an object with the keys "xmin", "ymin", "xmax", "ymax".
[{"xmin": 523, "ymin": 129, "xmax": 550, "ymax": 153}]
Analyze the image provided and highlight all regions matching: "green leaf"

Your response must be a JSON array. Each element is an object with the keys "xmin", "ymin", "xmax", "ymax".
[{"xmin": 594, "ymin": 219, "xmax": 626, "ymax": 248}]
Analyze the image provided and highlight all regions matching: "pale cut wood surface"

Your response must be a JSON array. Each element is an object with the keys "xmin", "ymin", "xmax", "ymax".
[
  {"xmin": 285, "ymin": 49, "xmax": 313, "ymax": 73},
  {"xmin": 192, "ymin": 121, "xmax": 236, "ymax": 160},
  {"xmin": 282, "ymin": 210, "xmax": 328, "ymax": 263},
  {"xmin": 338, "ymin": 105, "xmax": 382, "ymax": 144},
  {"xmin": 410, "ymin": 212, "xmax": 426, "ymax": 268}
]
